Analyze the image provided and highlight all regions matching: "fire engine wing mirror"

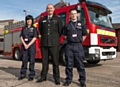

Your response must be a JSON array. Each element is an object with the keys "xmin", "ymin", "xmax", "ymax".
[
  {"xmin": 76, "ymin": 6, "xmax": 82, "ymax": 21},
  {"xmin": 96, "ymin": 14, "xmax": 99, "ymax": 18},
  {"xmin": 109, "ymin": 16, "xmax": 112, "ymax": 23},
  {"xmin": 76, "ymin": 5, "xmax": 81, "ymax": 12}
]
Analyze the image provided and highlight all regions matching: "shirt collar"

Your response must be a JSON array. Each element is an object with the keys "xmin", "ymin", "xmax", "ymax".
[
  {"xmin": 48, "ymin": 15, "xmax": 53, "ymax": 17},
  {"xmin": 48, "ymin": 15, "xmax": 53, "ymax": 19}
]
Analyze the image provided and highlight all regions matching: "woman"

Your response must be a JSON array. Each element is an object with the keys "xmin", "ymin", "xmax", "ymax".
[{"xmin": 18, "ymin": 15, "xmax": 37, "ymax": 81}]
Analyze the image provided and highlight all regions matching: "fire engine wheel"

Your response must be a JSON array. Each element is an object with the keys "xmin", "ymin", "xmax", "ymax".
[
  {"xmin": 86, "ymin": 59, "xmax": 100, "ymax": 64},
  {"xmin": 13, "ymin": 48, "xmax": 21, "ymax": 60},
  {"xmin": 59, "ymin": 48, "xmax": 66, "ymax": 66},
  {"xmin": 0, "ymin": 51, "xmax": 3, "ymax": 54}
]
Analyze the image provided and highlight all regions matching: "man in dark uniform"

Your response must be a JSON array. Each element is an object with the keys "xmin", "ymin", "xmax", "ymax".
[
  {"xmin": 36, "ymin": 4, "xmax": 63, "ymax": 85},
  {"xmin": 18, "ymin": 15, "xmax": 38, "ymax": 81},
  {"xmin": 63, "ymin": 9, "xmax": 87, "ymax": 87}
]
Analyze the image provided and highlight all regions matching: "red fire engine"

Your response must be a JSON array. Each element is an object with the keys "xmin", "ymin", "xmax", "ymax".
[
  {"xmin": 0, "ymin": 36, "xmax": 4, "ymax": 52},
  {"xmin": 3, "ymin": 0, "xmax": 117, "ymax": 65}
]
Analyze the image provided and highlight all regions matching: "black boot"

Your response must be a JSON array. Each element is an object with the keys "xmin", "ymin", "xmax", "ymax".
[
  {"xmin": 18, "ymin": 77, "xmax": 25, "ymax": 80},
  {"xmin": 28, "ymin": 77, "xmax": 34, "ymax": 81},
  {"xmin": 63, "ymin": 81, "xmax": 71, "ymax": 86},
  {"xmin": 80, "ymin": 82, "xmax": 86, "ymax": 87},
  {"xmin": 36, "ymin": 77, "xmax": 46, "ymax": 83}
]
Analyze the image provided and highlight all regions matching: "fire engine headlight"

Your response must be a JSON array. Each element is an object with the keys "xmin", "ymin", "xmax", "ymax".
[
  {"xmin": 95, "ymin": 49, "xmax": 100, "ymax": 58},
  {"xmin": 95, "ymin": 54, "xmax": 99, "ymax": 57},
  {"xmin": 95, "ymin": 49, "xmax": 100, "ymax": 54}
]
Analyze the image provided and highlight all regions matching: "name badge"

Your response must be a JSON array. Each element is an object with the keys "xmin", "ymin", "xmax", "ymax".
[
  {"xmin": 77, "ymin": 26, "xmax": 82, "ymax": 29},
  {"xmin": 24, "ymin": 38, "xmax": 28, "ymax": 41},
  {"xmin": 72, "ymin": 34, "xmax": 77, "ymax": 37},
  {"xmin": 43, "ymin": 20, "xmax": 47, "ymax": 23}
]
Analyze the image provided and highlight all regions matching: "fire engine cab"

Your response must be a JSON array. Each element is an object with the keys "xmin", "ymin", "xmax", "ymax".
[{"xmin": 3, "ymin": 0, "xmax": 117, "ymax": 65}]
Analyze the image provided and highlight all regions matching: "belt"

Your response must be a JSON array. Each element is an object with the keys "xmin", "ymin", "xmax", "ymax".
[
  {"xmin": 67, "ymin": 42, "xmax": 82, "ymax": 45},
  {"xmin": 67, "ymin": 41, "xmax": 81, "ymax": 43}
]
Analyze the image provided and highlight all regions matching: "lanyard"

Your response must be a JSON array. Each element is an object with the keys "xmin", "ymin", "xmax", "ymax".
[
  {"xmin": 25, "ymin": 27, "xmax": 29, "ymax": 37},
  {"xmin": 71, "ymin": 22, "xmax": 77, "ymax": 30}
]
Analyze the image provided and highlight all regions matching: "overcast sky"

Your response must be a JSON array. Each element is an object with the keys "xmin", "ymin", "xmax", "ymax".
[{"xmin": 0, "ymin": 0, "xmax": 120, "ymax": 23}]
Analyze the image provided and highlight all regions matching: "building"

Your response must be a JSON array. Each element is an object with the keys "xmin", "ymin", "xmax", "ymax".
[
  {"xmin": 0, "ymin": 19, "xmax": 18, "ymax": 35},
  {"xmin": 112, "ymin": 23, "xmax": 120, "ymax": 51}
]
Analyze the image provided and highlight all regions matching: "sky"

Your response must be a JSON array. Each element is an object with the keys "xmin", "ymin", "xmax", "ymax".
[{"xmin": 0, "ymin": 0, "xmax": 120, "ymax": 23}]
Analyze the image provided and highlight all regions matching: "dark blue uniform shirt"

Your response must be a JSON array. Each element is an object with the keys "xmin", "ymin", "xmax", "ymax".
[
  {"xmin": 63, "ymin": 21, "xmax": 87, "ymax": 43},
  {"xmin": 20, "ymin": 26, "xmax": 38, "ymax": 44}
]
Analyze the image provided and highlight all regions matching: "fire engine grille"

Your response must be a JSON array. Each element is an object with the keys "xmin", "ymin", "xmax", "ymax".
[
  {"xmin": 100, "ymin": 38, "xmax": 115, "ymax": 44},
  {"xmin": 102, "ymin": 52, "xmax": 115, "ymax": 56}
]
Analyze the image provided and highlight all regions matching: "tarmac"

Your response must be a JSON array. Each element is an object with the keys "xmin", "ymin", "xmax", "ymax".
[{"xmin": 0, "ymin": 53, "xmax": 120, "ymax": 87}]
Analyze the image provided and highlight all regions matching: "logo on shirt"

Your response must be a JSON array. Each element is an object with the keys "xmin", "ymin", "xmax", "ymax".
[
  {"xmin": 30, "ymin": 28, "xmax": 33, "ymax": 32},
  {"xmin": 53, "ymin": 20, "xmax": 58, "ymax": 24},
  {"xmin": 77, "ymin": 23, "xmax": 82, "ymax": 29},
  {"xmin": 78, "ymin": 23, "xmax": 81, "ymax": 26}
]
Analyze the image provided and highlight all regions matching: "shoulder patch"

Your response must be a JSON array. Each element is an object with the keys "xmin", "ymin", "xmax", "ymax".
[{"xmin": 42, "ymin": 20, "xmax": 47, "ymax": 23}]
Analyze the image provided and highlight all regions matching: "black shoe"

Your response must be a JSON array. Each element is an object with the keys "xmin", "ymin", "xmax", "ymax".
[
  {"xmin": 36, "ymin": 77, "xmax": 46, "ymax": 83},
  {"xmin": 80, "ymin": 82, "xmax": 86, "ymax": 87},
  {"xmin": 28, "ymin": 77, "xmax": 34, "ymax": 81},
  {"xmin": 18, "ymin": 77, "xmax": 25, "ymax": 80},
  {"xmin": 55, "ymin": 81, "xmax": 60, "ymax": 85},
  {"xmin": 63, "ymin": 81, "xmax": 71, "ymax": 86}
]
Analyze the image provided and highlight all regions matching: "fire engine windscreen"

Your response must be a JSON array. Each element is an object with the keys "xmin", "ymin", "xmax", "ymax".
[{"xmin": 88, "ymin": 6, "xmax": 113, "ymax": 29}]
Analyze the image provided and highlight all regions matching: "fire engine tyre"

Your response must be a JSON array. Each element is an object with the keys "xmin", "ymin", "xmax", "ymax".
[
  {"xmin": 86, "ymin": 59, "xmax": 100, "ymax": 64},
  {"xmin": 0, "ymin": 51, "xmax": 3, "ymax": 54},
  {"xmin": 86, "ymin": 54, "xmax": 100, "ymax": 64},
  {"xmin": 13, "ymin": 48, "xmax": 21, "ymax": 60},
  {"xmin": 59, "ymin": 48, "xmax": 66, "ymax": 66}
]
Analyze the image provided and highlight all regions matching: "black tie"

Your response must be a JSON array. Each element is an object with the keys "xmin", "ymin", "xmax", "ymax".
[{"xmin": 48, "ymin": 16, "xmax": 51, "ymax": 20}]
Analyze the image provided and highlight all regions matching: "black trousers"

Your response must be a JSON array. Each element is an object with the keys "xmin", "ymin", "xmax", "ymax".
[
  {"xmin": 65, "ymin": 43, "xmax": 86, "ymax": 83},
  {"xmin": 20, "ymin": 44, "xmax": 36, "ymax": 78},
  {"xmin": 41, "ymin": 46, "xmax": 60, "ymax": 82}
]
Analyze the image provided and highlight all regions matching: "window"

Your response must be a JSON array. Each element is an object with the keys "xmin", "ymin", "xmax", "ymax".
[
  {"xmin": 58, "ymin": 12, "xmax": 66, "ymax": 25},
  {"xmin": 81, "ymin": 8, "xmax": 86, "ymax": 24},
  {"xmin": 9, "ymin": 21, "xmax": 13, "ymax": 25},
  {"xmin": 0, "ymin": 22, "xmax": 5, "ymax": 28},
  {"xmin": 88, "ymin": 6, "xmax": 113, "ymax": 29},
  {"xmin": 0, "ymin": 39, "xmax": 3, "ymax": 42}
]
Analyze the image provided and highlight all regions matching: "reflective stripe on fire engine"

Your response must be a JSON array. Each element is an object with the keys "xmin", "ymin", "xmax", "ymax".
[
  {"xmin": 33, "ymin": 23, "xmax": 41, "ymax": 38},
  {"xmin": 33, "ymin": 22, "xmax": 38, "ymax": 28},
  {"xmin": 87, "ymin": 29, "xmax": 89, "ymax": 33},
  {"xmin": 33, "ymin": 23, "xmax": 36, "ymax": 27},
  {"xmin": 39, "ymin": 35, "xmax": 41, "ymax": 38},
  {"xmin": 90, "ymin": 33, "xmax": 98, "ymax": 45},
  {"xmin": 4, "ymin": 29, "xmax": 9, "ymax": 34},
  {"xmin": 97, "ymin": 29, "xmax": 115, "ymax": 37}
]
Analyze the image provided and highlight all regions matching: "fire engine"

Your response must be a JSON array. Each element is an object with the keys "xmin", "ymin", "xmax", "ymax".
[
  {"xmin": 0, "ymin": 36, "xmax": 4, "ymax": 52},
  {"xmin": 3, "ymin": 0, "xmax": 117, "ymax": 65}
]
